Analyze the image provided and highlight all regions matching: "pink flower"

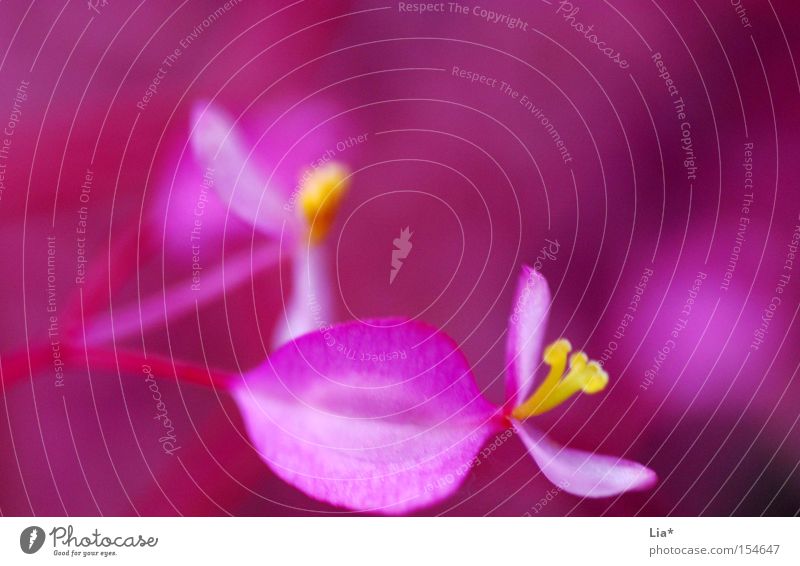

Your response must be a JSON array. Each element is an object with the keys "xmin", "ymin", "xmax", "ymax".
[
  {"xmin": 233, "ymin": 266, "xmax": 657, "ymax": 514},
  {"xmin": 82, "ymin": 101, "xmax": 352, "ymax": 349}
]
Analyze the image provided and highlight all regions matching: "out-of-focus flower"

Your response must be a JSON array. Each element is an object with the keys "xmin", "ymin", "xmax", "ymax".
[
  {"xmin": 233, "ymin": 266, "xmax": 656, "ymax": 514},
  {"xmin": 79, "ymin": 101, "xmax": 351, "ymax": 350}
]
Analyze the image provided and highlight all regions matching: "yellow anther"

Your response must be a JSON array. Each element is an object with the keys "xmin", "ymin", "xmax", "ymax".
[
  {"xmin": 512, "ymin": 339, "xmax": 609, "ymax": 420},
  {"xmin": 299, "ymin": 161, "xmax": 350, "ymax": 243},
  {"xmin": 568, "ymin": 351, "xmax": 588, "ymax": 372},
  {"xmin": 579, "ymin": 362, "xmax": 608, "ymax": 394}
]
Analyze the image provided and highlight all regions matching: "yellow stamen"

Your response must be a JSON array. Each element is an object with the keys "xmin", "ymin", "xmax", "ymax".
[
  {"xmin": 512, "ymin": 339, "xmax": 608, "ymax": 419},
  {"xmin": 299, "ymin": 162, "xmax": 350, "ymax": 243}
]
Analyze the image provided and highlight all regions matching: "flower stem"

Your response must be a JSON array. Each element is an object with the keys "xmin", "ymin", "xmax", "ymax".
[
  {"xmin": 0, "ymin": 344, "xmax": 53, "ymax": 390},
  {"xmin": 84, "ymin": 347, "xmax": 233, "ymax": 389}
]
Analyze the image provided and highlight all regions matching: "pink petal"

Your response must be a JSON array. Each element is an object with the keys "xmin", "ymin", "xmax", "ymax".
[
  {"xmin": 247, "ymin": 98, "xmax": 351, "ymax": 194},
  {"xmin": 514, "ymin": 420, "xmax": 657, "ymax": 497},
  {"xmin": 233, "ymin": 319, "xmax": 502, "ymax": 514},
  {"xmin": 190, "ymin": 102, "xmax": 297, "ymax": 238},
  {"xmin": 506, "ymin": 266, "xmax": 551, "ymax": 408}
]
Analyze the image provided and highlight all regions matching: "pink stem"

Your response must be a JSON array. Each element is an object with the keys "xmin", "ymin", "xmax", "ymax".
[
  {"xmin": 84, "ymin": 242, "xmax": 283, "ymax": 346},
  {"xmin": 0, "ymin": 344, "xmax": 53, "ymax": 389},
  {"xmin": 1, "ymin": 343, "xmax": 233, "ymax": 392}
]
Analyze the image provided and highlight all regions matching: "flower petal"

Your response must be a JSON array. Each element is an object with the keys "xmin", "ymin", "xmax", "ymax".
[
  {"xmin": 233, "ymin": 319, "xmax": 502, "ymax": 514},
  {"xmin": 514, "ymin": 420, "xmax": 657, "ymax": 497},
  {"xmin": 190, "ymin": 102, "xmax": 296, "ymax": 238},
  {"xmin": 506, "ymin": 266, "xmax": 551, "ymax": 408}
]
